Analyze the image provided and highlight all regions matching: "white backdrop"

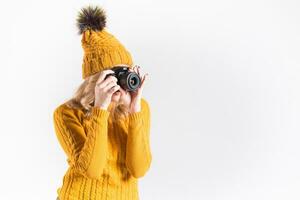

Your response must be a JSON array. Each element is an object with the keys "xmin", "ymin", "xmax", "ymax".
[{"xmin": 1, "ymin": 0, "xmax": 300, "ymax": 199}]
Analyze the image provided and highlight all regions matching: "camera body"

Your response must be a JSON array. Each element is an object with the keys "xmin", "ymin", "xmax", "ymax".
[{"xmin": 106, "ymin": 66, "xmax": 141, "ymax": 92}]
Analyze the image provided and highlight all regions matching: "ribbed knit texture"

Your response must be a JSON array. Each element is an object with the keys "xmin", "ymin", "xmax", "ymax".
[
  {"xmin": 81, "ymin": 28, "xmax": 133, "ymax": 79},
  {"xmin": 53, "ymin": 98, "xmax": 152, "ymax": 200}
]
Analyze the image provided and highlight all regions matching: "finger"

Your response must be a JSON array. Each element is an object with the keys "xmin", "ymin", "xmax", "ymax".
[
  {"xmin": 108, "ymin": 85, "xmax": 121, "ymax": 95},
  {"xmin": 96, "ymin": 70, "xmax": 115, "ymax": 85},
  {"xmin": 137, "ymin": 66, "xmax": 141, "ymax": 77},
  {"xmin": 130, "ymin": 65, "xmax": 141, "ymax": 79},
  {"xmin": 103, "ymin": 81, "xmax": 118, "ymax": 92},
  {"xmin": 131, "ymin": 65, "xmax": 138, "ymax": 74},
  {"xmin": 141, "ymin": 73, "xmax": 148, "ymax": 85},
  {"xmin": 128, "ymin": 67, "xmax": 133, "ymax": 72},
  {"xmin": 98, "ymin": 75, "xmax": 118, "ymax": 88},
  {"xmin": 133, "ymin": 65, "xmax": 140, "ymax": 75},
  {"xmin": 139, "ymin": 73, "xmax": 148, "ymax": 90},
  {"xmin": 128, "ymin": 66, "xmax": 135, "ymax": 72},
  {"xmin": 96, "ymin": 71, "xmax": 115, "ymax": 86}
]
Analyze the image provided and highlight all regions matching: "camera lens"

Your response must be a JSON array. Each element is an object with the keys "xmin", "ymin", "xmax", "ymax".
[
  {"xmin": 130, "ymin": 77, "xmax": 138, "ymax": 85},
  {"xmin": 127, "ymin": 73, "xmax": 141, "ymax": 91}
]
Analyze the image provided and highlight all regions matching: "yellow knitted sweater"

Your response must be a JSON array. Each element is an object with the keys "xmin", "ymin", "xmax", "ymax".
[{"xmin": 53, "ymin": 98, "xmax": 152, "ymax": 200}]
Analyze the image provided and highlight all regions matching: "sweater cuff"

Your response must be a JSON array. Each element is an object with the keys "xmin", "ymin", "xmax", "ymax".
[
  {"xmin": 128, "ymin": 110, "xmax": 144, "ymax": 127},
  {"xmin": 91, "ymin": 107, "xmax": 110, "ymax": 119}
]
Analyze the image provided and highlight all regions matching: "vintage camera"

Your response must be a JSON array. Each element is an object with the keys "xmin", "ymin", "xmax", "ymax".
[{"xmin": 105, "ymin": 66, "xmax": 141, "ymax": 92}]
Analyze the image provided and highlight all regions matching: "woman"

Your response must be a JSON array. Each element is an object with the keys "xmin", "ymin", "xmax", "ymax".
[{"xmin": 53, "ymin": 5, "xmax": 152, "ymax": 200}]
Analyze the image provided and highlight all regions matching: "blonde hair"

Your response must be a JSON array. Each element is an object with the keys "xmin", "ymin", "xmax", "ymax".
[{"xmin": 64, "ymin": 71, "xmax": 129, "ymax": 123}]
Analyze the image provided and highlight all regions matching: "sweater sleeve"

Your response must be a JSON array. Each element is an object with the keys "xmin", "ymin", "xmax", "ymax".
[
  {"xmin": 125, "ymin": 98, "xmax": 152, "ymax": 178},
  {"xmin": 53, "ymin": 105, "xmax": 110, "ymax": 180}
]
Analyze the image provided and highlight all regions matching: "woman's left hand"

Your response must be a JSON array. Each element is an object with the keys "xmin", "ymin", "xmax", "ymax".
[{"xmin": 128, "ymin": 65, "xmax": 148, "ymax": 114}]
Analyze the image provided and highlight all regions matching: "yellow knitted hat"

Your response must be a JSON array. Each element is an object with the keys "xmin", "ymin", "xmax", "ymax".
[{"xmin": 76, "ymin": 5, "xmax": 133, "ymax": 79}]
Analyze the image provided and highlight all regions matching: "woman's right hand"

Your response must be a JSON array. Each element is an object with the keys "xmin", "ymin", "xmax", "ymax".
[{"xmin": 94, "ymin": 69, "xmax": 120, "ymax": 110}]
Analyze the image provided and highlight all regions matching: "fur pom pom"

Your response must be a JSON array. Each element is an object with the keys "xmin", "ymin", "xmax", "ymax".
[{"xmin": 76, "ymin": 5, "xmax": 106, "ymax": 34}]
